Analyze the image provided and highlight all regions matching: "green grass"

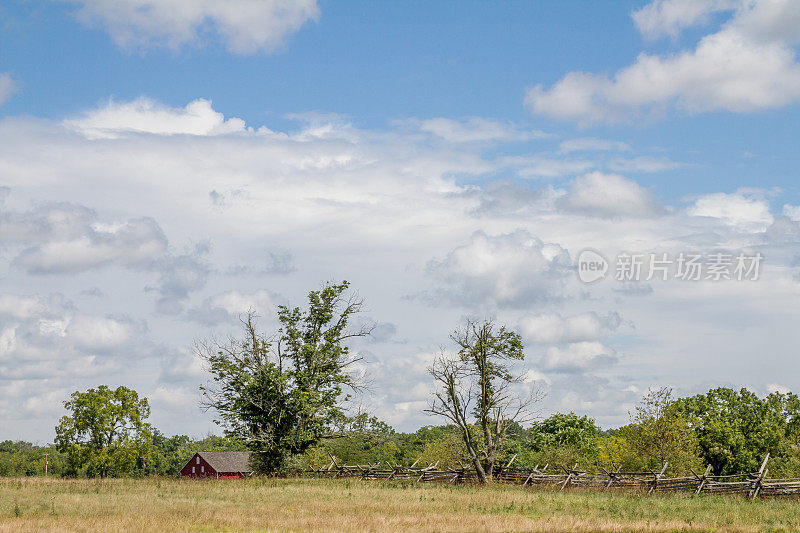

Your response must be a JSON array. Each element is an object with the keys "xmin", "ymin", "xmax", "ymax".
[{"xmin": 1, "ymin": 477, "xmax": 798, "ymax": 532}]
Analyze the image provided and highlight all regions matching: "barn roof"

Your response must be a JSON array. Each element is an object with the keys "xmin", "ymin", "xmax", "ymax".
[{"xmin": 197, "ymin": 451, "xmax": 252, "ymax": 473}]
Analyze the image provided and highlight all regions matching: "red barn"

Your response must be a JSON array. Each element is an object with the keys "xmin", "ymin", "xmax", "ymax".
[{"xmin": 180, "ymin": 451, "xmax": 253, "ymax": 479}]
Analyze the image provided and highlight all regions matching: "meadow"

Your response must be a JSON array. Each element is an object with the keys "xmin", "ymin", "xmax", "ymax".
[{"xmin": 1, "ymin": 477, "xmax": 799, "ymax": 532}]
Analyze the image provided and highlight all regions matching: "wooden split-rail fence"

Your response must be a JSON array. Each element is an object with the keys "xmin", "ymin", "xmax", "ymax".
[{"xmin": 303, "ymin": 453, "xmax": 800, "ymax": 499}]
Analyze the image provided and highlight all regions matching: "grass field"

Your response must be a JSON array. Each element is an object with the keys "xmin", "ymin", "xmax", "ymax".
[{"xmin": 1, "ymin": 477, "xmax": 799, "ymax": 532}]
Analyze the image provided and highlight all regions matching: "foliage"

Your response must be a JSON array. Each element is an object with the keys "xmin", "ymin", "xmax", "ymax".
[
  {"xmin": 524, "ymin": 412, "xmax": 601, "ymax": 469},
  {"xmin": 427, "ymin": 318, "xmax": 539, "ymax": 483},
  {"xmin": 303, "ymin": 414, "xmax": 404, "ymax": 468},
  {"xmin": 0, "ymin": 441, "xmax": 65, "ymax": 477},
  {"xmin": 529, "ymin": 412, "xmax": 599, "ymax": 451},
  {"xmin": 620, "ymin": 388, "xmax": 702, "ymax": 476},
  {"xmin": 200, "ymin": 281, "xmax": 371, "ymax": 473},
  {"xmin": 674, "ymin": 387, "xmax": 792, "ymax": 475},
  {"xmin": 54, "ymin": 385, "xmax": 153, "ymax": 478}
]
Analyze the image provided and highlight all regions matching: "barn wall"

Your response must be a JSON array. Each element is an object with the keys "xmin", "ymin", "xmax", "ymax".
[{"xmin": 179, "ymin": 453, "xmax": 218, "ymax": 478}]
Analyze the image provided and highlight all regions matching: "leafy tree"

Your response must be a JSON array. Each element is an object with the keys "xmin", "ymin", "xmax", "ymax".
[
  {"xmin": 530, "ymin": 412, "xmax": 599, "ymax": 450},
  {"xmin": 620, "ymin": 388, "xmax": 701, "ymax": 475},
  {"xmin": 525, "ymin": 412, "xmax": 601, "ymax": 468},
  {"xmin": 427, "ymin": 318, "xmax": 540, "ymax": 483},
  {"xmin": 674, "ymin": 387, "xmax": 785, "ymax": 475},
  {"xmin": 54, "ymin": 386, "xmax": 153, "ymax": 477},
  {"xmin": 200, "ymin": 281, "xmax": 371, "ymax": 473},
  {"xmin": 307, "ymin": 414, "xmax": 404, "ymax": 467},
  {"xmin": 418, "ymin": 430, "xmax": 469, "ymax": 468}
]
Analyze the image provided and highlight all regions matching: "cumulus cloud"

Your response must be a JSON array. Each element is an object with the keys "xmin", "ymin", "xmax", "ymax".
[
  {"xmin": 64, "ymin": 98, "xmax": 247, "ymax": 139},
  {"xmin": 0, "ymin": 197, "xmax": 209, "ymax": 313},
  {"xmin": 0, "ymin": 293, "xmax": 71, "ymax": 321},
  {"xmin": 65, "ymin": 0, "xmax": 320, "ymax": 54},
  {"xmin": 560, "ymin": 172, "xmax": 661, "ymax": 218},
  {"xmin": 66, "ymin": 314, "xmax": 143, "ymax": 351},
  {"xmin": 0, "ymin": 73, "xmax": 16, "ymax": 107},
  {"xmin": 0, "ymin": 293, "xmax": 144, "ymax": 368},
  {"xmin": 527, "ymin": 0, "xmax": 800, "ymax": 125},
  {"xmin": 187, "ymin": 289, "xmax": 276, "ymax": 326},
  {"xmin": 148, "ymin": 245, "xmax": 211, "ymax": 315},
  {"xmin": 632, "ymin": 0, "xmax": 738, "ymax": 40},
  {"xmin": 688, "ymin": 189, "xmax": 773, "ymax": 231},
  {"xmin": 422, "ymin": 230, "xmax": 571, "ymax": 308},
  {"xmin": 783, "ymin": 204, "xmax": 800, "ymax": 221},
  {"xmin": 518, "ymin": 311, "xmax": 622, "ymax": 345},
  {"xmin": 12, "ymin": 216, "xmax": 168, "ymax": 274},
  {"xmin": 542, "ymin": 341, "xmax": 618, "ymax": 373},
  {"xmin": 0, "ymin": 201, "xmax": 169, "ymax": 275}
]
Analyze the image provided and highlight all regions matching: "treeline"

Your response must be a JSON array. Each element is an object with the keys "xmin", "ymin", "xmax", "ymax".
[
  {"xmin": 4, "ymin": 386, "xmax": 800, "ymax": 478},
  {"xmin": 0, "ymin": 433, "xmax": 246, "ymax": 478},
  {"xmin": 304, "ymin": 387, "xmax": 800, "ymax": 478}
]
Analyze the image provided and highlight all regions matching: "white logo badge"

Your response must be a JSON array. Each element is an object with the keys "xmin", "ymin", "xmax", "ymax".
[{"xmin": 577, "ymin": 249, "xmax": 608, "ymax": 284}]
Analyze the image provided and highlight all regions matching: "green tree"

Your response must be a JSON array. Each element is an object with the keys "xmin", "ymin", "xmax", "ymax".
[
  {"xmin": 306, "ymin": 414, "xmax": 404, "ymax": 467},
  {"xmin": 526, "ymin": 412, "xmax": 600, "ymax": 468},
  {"xmin": 620, "ymin": 388, "xmax": 701, "ymax": 475},
  {"xmin": 531, "ymin": 412, "xmax": 599, "ymax": 450},
  {"xmin": 674, "ymin": 387, "xmax": 784, "ymax": 475},
  {"xmin": 200, "ymin": 281, "xmax": 371, "ymax": 473},
  {"xmin": 54, "ymin": 386, "xmax": 153, "ymax": 478},
  {"xmin": 427, "ymin": 318, "xmax": 540, "ymax": 483}
]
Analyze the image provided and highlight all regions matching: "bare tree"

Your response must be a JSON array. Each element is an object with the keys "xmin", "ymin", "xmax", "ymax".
[{"xmin": 426, "ymin": 318, "xmax": 542, "ymax": 483}]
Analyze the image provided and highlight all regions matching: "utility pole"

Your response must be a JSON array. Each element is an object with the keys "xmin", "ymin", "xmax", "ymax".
[{"xmin": 44, "ymin": 453, "xmax": 49, "ymax": 476}]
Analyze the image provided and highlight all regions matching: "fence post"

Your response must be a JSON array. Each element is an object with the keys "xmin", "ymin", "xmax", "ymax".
[
  {"xmin": 750, "ymin": 454, "xmax": 770, "ymax": 500},
  {"xmin": 649, "ymin": 463, "xmax": 668, "ymax": 495},
  {"xmin": 605, "ymin": 465, "xmax": 621, "ymax": 490},
  {"xmin": 560, "ymin": 463, "xmax": 578, "ymax": 491},
  {"xmin": 695, "ymin": 464, "xmax": 712, "ymax": 494}
]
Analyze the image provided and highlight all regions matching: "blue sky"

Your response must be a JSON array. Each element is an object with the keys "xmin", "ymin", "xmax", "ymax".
[
  {"xmin": 2, "ymin": 0, "xmax": 800, "ymax": 442},
  {"xmin": 3, "ymin": 0, "xmax": 799, "ymax": 200}
]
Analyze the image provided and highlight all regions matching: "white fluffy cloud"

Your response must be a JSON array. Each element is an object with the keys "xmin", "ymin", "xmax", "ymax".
[
  {"xmin": 518, "ymin": 311, "xmax": 621, "ymax": 345},
  {"xmin": 64, "ymin": 98, "xmax": 247, "ymax": 139},
  {"xmin": 0, "ymin": 73, "xmax": 15, "ymax": 107},
  {"xmin": 632, "ymin": 0, "xmax": 739, "ymax": 40},
  {"xmin": 64, "ymin": 0, "xmax": 319, "ymax": 53},
  {"xmin": 0, "ymin": 199, "xmax": 211, "ymax": 314},
  {"xmin": 527, "ymin": 0, "xmax": 800, "ymax": 125},
  {"xmin": 561, "ymin": 172, "xmax": 661, "ymax": 218},
  {"xmin": 688, "ymin": 189, "xmax": 773, "ymax": 231},
  {"xmin": 13, "ymin": 217, "xmax": 168, "ymax": 274},
  {"xmin": 542, "ymin": 341, "xmax": 618, "ymax": 373},
  {"xmin": 423, "ymin": 230, "xmax": 572, "ymax": 308},
  {"xmin": 188, "ymin": 289, "xmax": 276, "ymax": 325},
  {"xmin": 783, "ymin": 204, "xmax": 800, "ymax": 221}
]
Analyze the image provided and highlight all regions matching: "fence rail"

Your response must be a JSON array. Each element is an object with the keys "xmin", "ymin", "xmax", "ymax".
[{"xmin": 302, "ymin": 453, "xmax": 800, "ymax": 499}]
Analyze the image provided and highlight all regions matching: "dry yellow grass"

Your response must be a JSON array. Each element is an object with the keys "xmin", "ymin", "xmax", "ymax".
[{"xmin": 1, "ymin": 476, "xmax": 798, "ymax": 532}]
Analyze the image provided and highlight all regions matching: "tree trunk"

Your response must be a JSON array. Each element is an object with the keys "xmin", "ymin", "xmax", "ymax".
[{"xmin": 472, "ymin": 456, "xmax": 489, "ymax": 484}]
